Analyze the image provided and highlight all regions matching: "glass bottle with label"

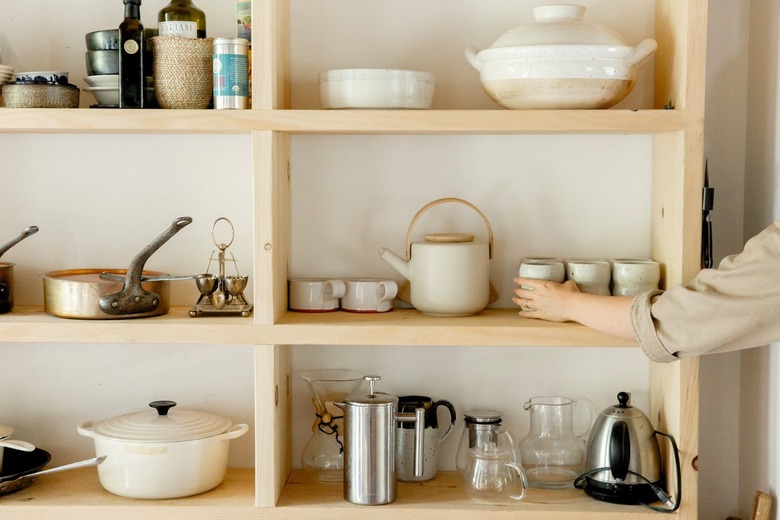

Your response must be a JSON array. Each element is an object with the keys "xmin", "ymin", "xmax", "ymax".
[
  {"xmin": 119, "ymin": 0, "xmax": 144, "ymax": 108},
  {"xmin": 158, "ymin": 0, "xmax": 206, "ymax": 38}
]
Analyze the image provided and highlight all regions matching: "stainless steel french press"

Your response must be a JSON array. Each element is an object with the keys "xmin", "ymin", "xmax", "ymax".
[{"xmin": 336, "ymin": 375, "xmax": 424, "ymax": 505}]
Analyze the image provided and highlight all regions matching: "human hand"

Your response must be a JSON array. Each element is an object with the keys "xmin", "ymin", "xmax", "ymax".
[{"xmin": 512, "ymin": 277, "xmax": 581, "ymax": 322}]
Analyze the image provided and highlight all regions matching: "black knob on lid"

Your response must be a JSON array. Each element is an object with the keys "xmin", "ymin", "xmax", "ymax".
[
  {"xmin": 616, "ymin": 391, "xmax": 631, "ymax": 408},
  {"xmin": 149, "ymin": 400, "xmax": 177, "ymax": 416}
]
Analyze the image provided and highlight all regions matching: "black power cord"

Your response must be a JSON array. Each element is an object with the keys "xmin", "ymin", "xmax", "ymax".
[{"xmin": 574, "ymin": 431, "xmax": 682, "ymax": 513}]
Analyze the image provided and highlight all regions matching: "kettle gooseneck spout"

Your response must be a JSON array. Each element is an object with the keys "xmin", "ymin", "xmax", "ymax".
[{"xmin": 378, "ymin": 247, "xmax": 411, "ymax": 279}]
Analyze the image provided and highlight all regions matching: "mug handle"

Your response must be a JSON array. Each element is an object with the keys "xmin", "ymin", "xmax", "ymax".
[
  {"xmin": 378, "ymin": 280, "xmax": 398, "ymax": 303},
  {"xmin": 505, "ymin": 461, "xmax": 528, "ymax": 500},
  {"xmin": 324, "ymin": 280, "xmax": 346, "ymax": 302},
  {"xmin": 433, "ymin": 399, "xmax": 457, "ymax": 443}
]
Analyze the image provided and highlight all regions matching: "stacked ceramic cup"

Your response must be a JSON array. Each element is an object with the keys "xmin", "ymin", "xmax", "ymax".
[
  {"xmin": 288, "ymin": 278, "xmax": 398, "ymax": 313},
  {"xmin": 518, "ymin": 257, "xmax": 660, "ymax": 296},
  {"xmin": 610, "ymin": 258, "xmax": 661, "ymax": 296}
]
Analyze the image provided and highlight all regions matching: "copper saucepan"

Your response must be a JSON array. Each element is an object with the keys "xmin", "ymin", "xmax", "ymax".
[
  {"xmin": 43, "ymin": 217, "xmax": 193, "ymax": 319},
  {"xmin": 0, "ymin": 226, "xmax": 40, "ymax": 314}
]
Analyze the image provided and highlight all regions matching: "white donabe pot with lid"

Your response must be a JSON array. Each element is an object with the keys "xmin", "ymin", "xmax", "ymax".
[
  {"xmin": 77, "ymin": 400, "xmax": 248, "ymax": 499},
  {"xmin": 465, "ymin": 4, "xmax": 657, "ymax": 109}
]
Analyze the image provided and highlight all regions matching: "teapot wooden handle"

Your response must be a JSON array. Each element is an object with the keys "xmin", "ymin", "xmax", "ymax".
[{"xmin": 405, "ymin": 197, "xmax": 494, "ymax": 260}]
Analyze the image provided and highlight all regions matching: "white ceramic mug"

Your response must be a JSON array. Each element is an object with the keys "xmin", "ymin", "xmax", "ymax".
[
  {"xmin": 342, "ymin": 278, "xmax": 398, "ymax": 313},
  {"xmin": 566, "ymin": 260, "xmax": 611, "ymax": 295},
  {"xmin": 518, "ymin": 259, "xmax": 566, "ymax": 289},
  {"xmin": 611, "ymin": 258, "xmax": 660, "ymax": 296},
  {"xmin": 288, "ymin": 278, "xmax": 346, "ymax": 312}
]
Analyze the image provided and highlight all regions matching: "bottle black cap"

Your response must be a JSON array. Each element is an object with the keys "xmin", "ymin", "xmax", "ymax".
[{"xmin": 123, "ymin": 0, "xmax": 142, "ymax": 5}]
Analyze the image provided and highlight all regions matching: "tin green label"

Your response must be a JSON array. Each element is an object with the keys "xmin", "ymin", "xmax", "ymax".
[{"xmin": 213, "ymin": 54, "xmax": 249, "ymax": 98}]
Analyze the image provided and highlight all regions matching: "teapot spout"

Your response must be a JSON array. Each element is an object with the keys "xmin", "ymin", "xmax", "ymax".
[{"xmin": 378, "ymin": 247, "xmax": 410, "ymax": 279}]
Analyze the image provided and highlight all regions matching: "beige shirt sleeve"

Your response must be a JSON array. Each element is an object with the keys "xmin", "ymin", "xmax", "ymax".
[{"xmin": 631, "ymin": 221, "xmax": 780, "ymax": 363}]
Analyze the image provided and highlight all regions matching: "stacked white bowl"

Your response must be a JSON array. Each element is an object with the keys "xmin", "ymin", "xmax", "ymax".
[{"xmin": 84, "ymin": 75, "xmax": 154, "ymax": 107}]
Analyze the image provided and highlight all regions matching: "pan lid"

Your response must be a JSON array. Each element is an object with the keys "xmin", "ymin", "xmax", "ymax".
[{"xmin": 89, "ymin": 401, "xmax": 234, "ymax": 442}]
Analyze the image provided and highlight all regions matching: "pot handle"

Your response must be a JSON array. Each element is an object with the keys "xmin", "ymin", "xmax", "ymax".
[
  {"xmin": 98, "ymin": 216, "xmax": 192, "ymax": 316},
  {"xmin": 628, "ymin": 39, "xmax": 658, "ymax": 69},
  {"xmin": 0, "ymin": 226, "xmax": 39, "ymax": 260},
  {"xmin": 405, "ymin": 197, "xmax": 494, "ymax": 260},
  {"xmin": 76, "ymin": 421, "xmax": 96, "ymax": 439},
  {"xmin": 219, "ymin": 423, "xmax": 249, "ymax": 441},
  {"xmin": 464, "ymin": 47, "xmax": 482, "ymax": 72}
]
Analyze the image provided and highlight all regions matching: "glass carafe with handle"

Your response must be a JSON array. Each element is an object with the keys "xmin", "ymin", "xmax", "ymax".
[
  {"xmin": 518, "ymin": 396, "xmax": 594, "ymax": 489},
  {"xmin": 300, "ymin": 369, "xmax": 364, "ymax": 482}
]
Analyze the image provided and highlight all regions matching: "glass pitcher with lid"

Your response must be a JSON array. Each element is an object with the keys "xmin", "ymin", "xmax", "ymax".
[{"xmin": 455, "ymin": 409, "xmax": 517, "ymax": 471}]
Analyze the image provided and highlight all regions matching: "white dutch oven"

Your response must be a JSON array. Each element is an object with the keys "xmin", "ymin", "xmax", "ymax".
[
  {"xmin": 465, "ymin": 4, "xmax": 657, "ymax": 109},
  {"xmin": 77, "ymin": 400, "xmax": 248, "ymax": 499}
]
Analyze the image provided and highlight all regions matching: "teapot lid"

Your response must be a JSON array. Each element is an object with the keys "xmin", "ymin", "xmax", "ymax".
[
  {"xmin": 424, "ymin": 233, "xmax": 475, "ymax": 243},
  {"xmin": 489, "ymin": 4, "xmax": 627, "ymax": 49},
  {"xmin": 464, "ymin": 409, "xmax": 503, "ymax": 423}
]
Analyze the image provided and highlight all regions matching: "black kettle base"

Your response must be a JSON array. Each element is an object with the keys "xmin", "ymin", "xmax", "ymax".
[{"xmin": 582, "ymin": 477, "xmax": 663, "ymax": 505}]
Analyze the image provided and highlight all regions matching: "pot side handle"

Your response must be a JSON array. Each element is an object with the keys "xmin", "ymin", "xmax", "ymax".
[
  {"xmin": 220, "ymin": 423, "xmax": 249, "ymax": 441},
  {"xmin": 628, "ymin": 39, "xmax": 658, "ymax": 69},
  {"xmin": 464, "ymin": 47, "xmax": 482, "ymax": 72},
  {"xmin": 76, "ymin": 421, "xmax": 96, "ymax": 439}
]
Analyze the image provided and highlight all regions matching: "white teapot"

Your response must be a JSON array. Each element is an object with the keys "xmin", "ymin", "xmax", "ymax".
[{"xmin": 378, "ymin": 198, "xmax": 494, "ymax": 316}]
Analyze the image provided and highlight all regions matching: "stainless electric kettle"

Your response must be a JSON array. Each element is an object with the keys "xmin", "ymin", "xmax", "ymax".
[{"xmin": 574, "ymin": 391, "xmax": 680, "ymax": 511}]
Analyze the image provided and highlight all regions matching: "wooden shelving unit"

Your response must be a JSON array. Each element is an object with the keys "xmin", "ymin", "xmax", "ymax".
[{"xmin": 0, "ymin": 0, "xmax": 707, "ymax": 518}]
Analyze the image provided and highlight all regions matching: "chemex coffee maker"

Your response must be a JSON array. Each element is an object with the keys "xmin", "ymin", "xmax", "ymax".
[{"xmin": 574, "ymin": 391, "xmax": 681, "ymax": 513}]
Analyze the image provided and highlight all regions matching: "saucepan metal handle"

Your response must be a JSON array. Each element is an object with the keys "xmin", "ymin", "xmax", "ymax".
[
  {"xmin": 99, "ymin": 273, "xmax": 195, "ymax": 283},
  {"xmin": 98, "ymin": 217, "xmax": 192, "ymax": 316},
  {"xmin": 0, "ymin": 226, "xmax": 39, "ymax": 259}
]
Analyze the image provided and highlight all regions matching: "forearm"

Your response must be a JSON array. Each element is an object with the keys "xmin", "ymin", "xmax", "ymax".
[
  {"xmin": 563, "ymin": 292, "xmax": 636, "ymax": 341},
  {"xmin": 514, "ymin": 277, "xmax": 637, "ymax": 341}
]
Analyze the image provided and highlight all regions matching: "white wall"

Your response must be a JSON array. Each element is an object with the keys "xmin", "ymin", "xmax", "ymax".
[
  {"xmin": 740, "ymin": 0, "xmax": 780, "ymax": 517},
  {"xmin": 699, "ymin": 1, "xmax": 751, "ymax": 518}
]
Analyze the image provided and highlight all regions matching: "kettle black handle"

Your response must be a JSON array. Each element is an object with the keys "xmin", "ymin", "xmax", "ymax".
[{"xmin": 609, "ymin": 420, "xmax": 631, "ymax": 480}]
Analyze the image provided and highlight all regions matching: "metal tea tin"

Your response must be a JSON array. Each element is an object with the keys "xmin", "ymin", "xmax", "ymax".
[{"xmin": 213, "ymin": 37, "xmax": 249, "ymax": 109}]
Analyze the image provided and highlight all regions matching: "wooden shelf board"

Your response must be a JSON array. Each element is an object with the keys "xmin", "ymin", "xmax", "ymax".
[
  {"xmin": 0, "ymin": 108, "xmax": 683, "ymax": 135},
  {"xmin": 273, "ymin": 308, "xmax": 637, "ymax": 347},
  {"xmin": 0, "ymin": 307, "xmax": 636, "ymax": 347},
  {"xmin": 1, "ymin": 468, "xmax": 669, "ymax": 519},
  {"xmin": 2, "ymin": 467, "xmax": 255, "ymax": 520},
  {"xmin": 1, "ymin": 306, "xmax": 258, "ymax": 344},
  {"xmin": 275, "ymin": 470, "xmax": 667, "ymax": 519}
]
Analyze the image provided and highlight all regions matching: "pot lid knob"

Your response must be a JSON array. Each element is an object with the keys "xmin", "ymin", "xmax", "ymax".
[
  {"xmin": 149, "ymin": 400, "xmax": 177, "ymax": 416},
  {"xmin": 616, "ymin": 392, "xmax": 631, "ymax": 409}
]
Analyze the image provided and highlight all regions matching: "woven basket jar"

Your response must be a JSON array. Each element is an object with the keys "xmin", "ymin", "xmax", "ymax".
[{"xmin": 152, "ymin": 36, "xmax": 213, "ymax": 109}]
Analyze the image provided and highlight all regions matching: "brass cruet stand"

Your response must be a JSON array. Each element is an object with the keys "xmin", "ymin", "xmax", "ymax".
[{"xmin": 189, "ymin": 217, "xmax": 253, "ymax": 317}]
